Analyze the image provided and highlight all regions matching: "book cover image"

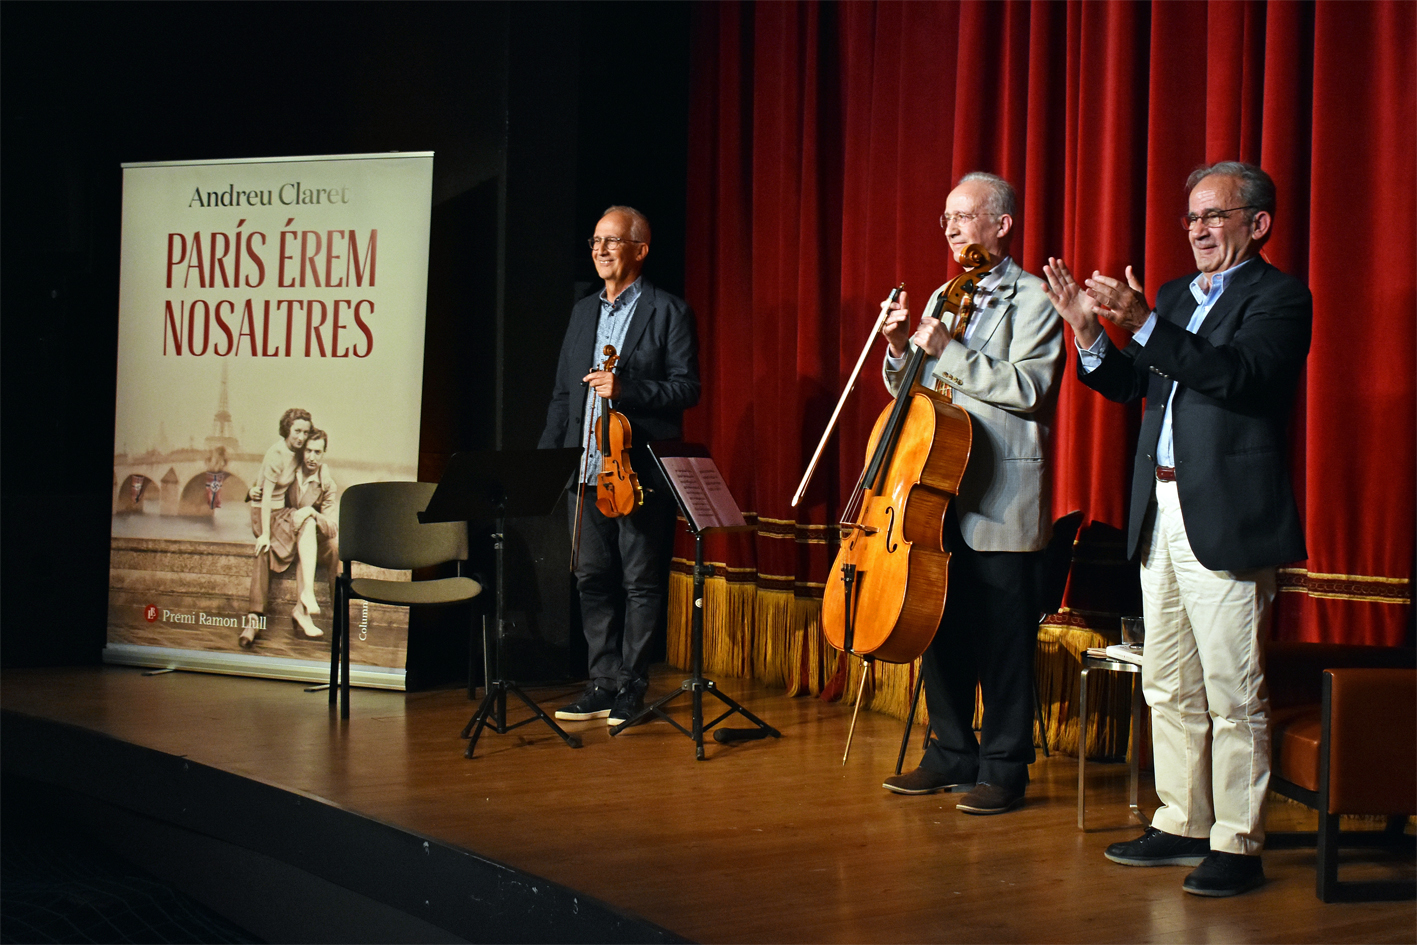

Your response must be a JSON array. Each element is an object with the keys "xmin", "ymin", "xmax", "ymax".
[{"xmin": 107, "ymin": 154, "xmax": 433, "ymax": 686}]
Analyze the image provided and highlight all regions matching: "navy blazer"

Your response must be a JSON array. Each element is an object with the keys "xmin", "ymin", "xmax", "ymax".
[
  {"xmin": 538, "ymin": 279, "xmax": 701, "ymax": 489},
  {"xmin": 1080, "ymin": 257, "xmax": 1312, "ymax": 571}
]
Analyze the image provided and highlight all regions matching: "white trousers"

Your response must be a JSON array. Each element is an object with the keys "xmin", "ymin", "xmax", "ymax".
[{"xmin": 1140, "ymin": 479, "xmax": 1274, "ymax": 856}]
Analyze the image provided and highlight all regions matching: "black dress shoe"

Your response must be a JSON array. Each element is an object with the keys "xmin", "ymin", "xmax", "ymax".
[
  {"xmin": 955, "ymin": 782, "xmax": 1024, "ymax": 815},
  {"xmin": 1182, "ymin": 851, "xmax": 1265, "ymax": 897},
  {"xmin": 1104, "ymin": 827, "xmax": 1210, "ymax": 867},
  {"xmin": 882, "ymin": 767, "xmax": 959, "ymax": 795}
]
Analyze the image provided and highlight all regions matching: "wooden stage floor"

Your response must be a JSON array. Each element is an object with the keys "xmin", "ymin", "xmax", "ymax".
[{"xmin": 2, "ymin": 665, "xmax": 1413, "ymax": 943}]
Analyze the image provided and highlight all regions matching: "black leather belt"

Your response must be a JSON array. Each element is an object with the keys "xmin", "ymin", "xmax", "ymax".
[{"xmin": 1155, "ymin": 465, "xmax": 1176, "ymax": 482}]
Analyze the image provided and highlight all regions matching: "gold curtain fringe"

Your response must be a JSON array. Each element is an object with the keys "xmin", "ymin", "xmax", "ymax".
[
  {"xmin": 667, "ymin": 571, "xmax": 757, "ymax": 678},
  {"xmin": 1269, "ymin": 793, "xmax": 1416, "ymax": 832},
  {"xmin": 791, "ymin": 598, "xmax": 831, "ymax": 697},
  {"xmin": 1036, "ymin": 624, "xmax": 1141, "ymax": 759},
  {"xmin": 827, "ymin": 654, "xmax": 924, "ymax": 722},
  {"xmin": 667, "ymin": 570, "xmax": 694, "ymax": 669},
  {"xmin": 668, "ymin": 577, "xmax": 1139, "ymax": 758},
  {"xmin": 752, "ymin": 588, "xmax": 796, "ymax": 687},
  {"xmin": 708, "ymin": 578, "xmax": 757, "ymax": 677}
]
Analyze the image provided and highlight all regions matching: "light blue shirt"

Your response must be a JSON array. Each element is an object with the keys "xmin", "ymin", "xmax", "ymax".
[
  {"xmin": 1077, "ymin": 259, "xmax": 1252, "ymax": 466},
  {"xmin": 580, "ymin": 279, "xmax": 642, "ymax": 484}
]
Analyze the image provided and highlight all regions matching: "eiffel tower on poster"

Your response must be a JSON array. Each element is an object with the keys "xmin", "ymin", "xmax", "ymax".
[{"xmin": 205, "ymin": 361, "xmax": 241, "ymax": 456}]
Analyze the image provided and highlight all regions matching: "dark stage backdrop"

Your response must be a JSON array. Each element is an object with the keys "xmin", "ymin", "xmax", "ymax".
[
  {"xmin": 674, "ymin": 0, "xmax": 1413, "ymax": 706},
  {"xmin": 0, "ymin": 1, "xmax": 692, "ymax": 681}
]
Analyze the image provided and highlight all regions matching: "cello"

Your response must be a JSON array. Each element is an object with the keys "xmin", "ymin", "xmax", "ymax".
[{"xmin": 814, "ymin": 245, "xmax": 999, "ymax": 756}]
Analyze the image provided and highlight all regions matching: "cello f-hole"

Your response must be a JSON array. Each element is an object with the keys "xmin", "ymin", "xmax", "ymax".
[{"xmin": 884, "ymin": 505, "xmax": 899, "ymax": 553}]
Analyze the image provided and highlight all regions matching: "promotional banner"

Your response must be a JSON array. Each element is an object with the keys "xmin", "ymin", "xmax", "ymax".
[{"xmin": 107, "ymin": 153, "xmax": 434, "ymax": 688}]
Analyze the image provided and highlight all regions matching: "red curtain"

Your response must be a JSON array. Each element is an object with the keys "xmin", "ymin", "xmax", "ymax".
[{"xmin": 683, "ymin": 0, "xmax": 1414, "ymax": 656}]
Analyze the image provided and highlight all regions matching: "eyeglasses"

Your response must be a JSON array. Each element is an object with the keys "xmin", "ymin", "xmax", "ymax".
[
  {"xmin": 1181, "ymin": 206, "xmax": 1257, "ymax": 229},
  {"xmin": 588, "ymin": 236, "xmax": 643, "ymax": 249},
  {"xmin": 939, "ymin": 211, "xmax": 993, "ymax": 228}
]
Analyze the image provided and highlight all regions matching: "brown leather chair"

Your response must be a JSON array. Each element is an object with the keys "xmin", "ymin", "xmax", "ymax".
[{"xmin": 1267, "ymin": 642, "xmax": 1416, "ymax": 902}]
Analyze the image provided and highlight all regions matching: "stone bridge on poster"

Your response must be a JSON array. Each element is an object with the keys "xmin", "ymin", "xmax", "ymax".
[
  {"xmin": 111, "ymin": 449, "xmax": 397, "ymax": 517},
  {"xmin": 113, "ymin": 448, "xmax": 263, "ymax": 516}
]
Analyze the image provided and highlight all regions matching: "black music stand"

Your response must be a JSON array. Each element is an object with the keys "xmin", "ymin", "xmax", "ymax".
[
  {"xmin": 609, "ymin": 442, "xmax": 780, "ymax": 759},
  {"xmin": 421, "ymin": 447, "xmax": 584, "ymax": 758}
]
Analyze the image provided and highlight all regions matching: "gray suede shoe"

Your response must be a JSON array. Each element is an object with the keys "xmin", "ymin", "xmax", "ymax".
[
  {"xmin": 882, "ymin": 767, "xmax": 959, "ymax": 795},
  {"xmin": 955, "ymin": 782, "xmax": 1024, "ymax": 815}
]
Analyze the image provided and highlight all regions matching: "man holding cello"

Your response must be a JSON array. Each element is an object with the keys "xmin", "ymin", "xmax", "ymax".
[
  {"xmin": 540, "ymin": 206, "xmax": 701, "ymax": 727},
  {"xmin": 878, "ymin": 172, "xmax": 1066, "ymax": 814}
]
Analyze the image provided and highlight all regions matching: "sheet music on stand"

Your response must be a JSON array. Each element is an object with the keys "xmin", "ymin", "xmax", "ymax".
[
  {"xmin": 656, "ymin": 455, "xmax": 747, "ymax": 533},
  {"xmin": 612, "ymin": 442, "xmax": 777, "ymax": 758}
]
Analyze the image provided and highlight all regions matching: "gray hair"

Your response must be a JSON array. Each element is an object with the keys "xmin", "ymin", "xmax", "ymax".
[
  {"xmin": 957, "ymin": 172, "xmax": 1017, "ymax": 218},
  {"xmin": 1185, "ymin": 161, "xmax": 1276, "ymax": 218},
  {"xmin": 602, "ymin": 205, "xmax": 652, "ymax": 244}
]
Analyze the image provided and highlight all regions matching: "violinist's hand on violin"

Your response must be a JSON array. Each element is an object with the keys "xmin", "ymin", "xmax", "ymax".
[
  {"xmin": 1043, "ymin": 256, "xmax": 1104, "ymax": 348},
  {"xmin": 1083, "ymin": 266, "xmax": 1150, "ymax": 334},
  {"xmin": 881, "ymin": 290, "xmax": 913, "ymax": 357},
  {"xmin": 583, "ymin": 369, "xmax": 621, "ymax": 400}
]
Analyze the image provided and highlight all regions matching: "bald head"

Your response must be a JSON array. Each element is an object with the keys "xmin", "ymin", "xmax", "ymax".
[{"xmin": 591, "ymin": 208, "xmax": 651, "ymax": 300}]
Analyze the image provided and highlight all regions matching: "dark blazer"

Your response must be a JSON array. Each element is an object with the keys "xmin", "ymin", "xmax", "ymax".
[
  {"xmin": 1079, "ymin": 257, "xmax": 1311, "ymax": 571},
  {"xmin": 538, "ymin": 279, "xmax": 701, "ymax": 489}
]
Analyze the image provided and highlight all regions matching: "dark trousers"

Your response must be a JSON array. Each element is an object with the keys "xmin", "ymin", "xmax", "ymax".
[
  {"xmin": 919, "ymin": 510, "xmax": 1044, "ymax": 793},
  {"xmin": 567, "ymin": 483, "xmax": 676, "ymax": 694}
]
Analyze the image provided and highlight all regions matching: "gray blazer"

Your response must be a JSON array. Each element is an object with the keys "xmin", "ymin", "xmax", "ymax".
[{"xmin": 884, "ymin": 257, "xmax": 1066, "ymax": 553}]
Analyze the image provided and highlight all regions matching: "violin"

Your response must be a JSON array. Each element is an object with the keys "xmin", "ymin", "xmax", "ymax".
[
  {"xmin": 815, "ymin": 245, "xmax": 999, "ymax": 757},
  {"xmin": 591, "ymin": 345, "xmax": 644, "ymax": 518}
]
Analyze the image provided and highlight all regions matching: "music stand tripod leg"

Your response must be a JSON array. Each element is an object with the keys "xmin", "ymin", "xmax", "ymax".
[
  {"xmin": 461, "ymin": 614, "xmax": 495, "ymax": 739},
  {"xmin": 464, "ymin": 688, "xmax": 497, "ymax": 757},
  {"xmin": 505, "ymin": 684, "xmax": 582, "ymax": 748},
  {"xmin": 703, "ymin": 681, "xmax": 781, "ymax": 736},
  {"xmin": 611, "ymin": 527, "xmax": 779, "ymax": 753},
  {"xmin": 464, "ymin": 508, "xmax": 583, "ymax": 757}
]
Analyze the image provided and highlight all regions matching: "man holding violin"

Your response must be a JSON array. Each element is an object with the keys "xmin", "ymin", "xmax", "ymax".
[
  {"xmin": 878, "ymin": 172, "xmax": 1066, "ymax": 815},
  {"xmin": 540, "ymin": 206, "xmax": 701, "ymax": 727},
  {"xmin": 1044, "ymin": 162, "xmax": 1311, "ymax": 897}
]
